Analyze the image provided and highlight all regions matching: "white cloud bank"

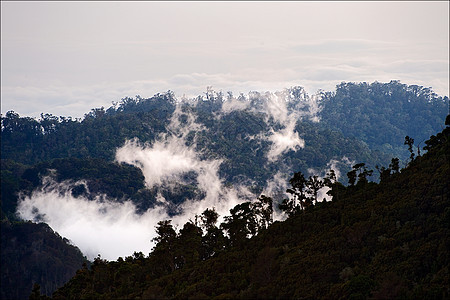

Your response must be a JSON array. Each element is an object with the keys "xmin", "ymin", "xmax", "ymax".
[
  {"xmin": 15, "ymin": 174, "xmax": 255, "ymax": 261},
  {"xmin": 17, "ymin": 178, "xmax": 168, "ymax": 261},
  {"xmin": 16, "ymin": 107, "xmax": 256, "ymax": 261}
]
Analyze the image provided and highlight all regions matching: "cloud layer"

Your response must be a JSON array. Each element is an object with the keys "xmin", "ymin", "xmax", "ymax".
[
  {"xmin": 17, "ymin": 178, "xmax": 167, "ymax": 260},
  {"xmin": 16, "ymin": 106, "xmax": 255, "ymax": 260},
  {"xmin": 15, "ymin": 98, "xmax": 354, "ymax": 261}
]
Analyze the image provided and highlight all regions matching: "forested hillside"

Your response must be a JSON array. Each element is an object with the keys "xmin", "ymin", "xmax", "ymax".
[
  {"xmin": 319, "ymin": 81, "xmax": 448, "ymax": 159},
  {"xmin": 1, "ymin": 221, "xmax": 87, "ymax": 299},
  {"xmin": 50, "ymin": 116, "xmax": 449, "ymax": 299}
]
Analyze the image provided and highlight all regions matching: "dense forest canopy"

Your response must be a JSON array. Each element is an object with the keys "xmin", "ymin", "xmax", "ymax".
[
  {"xmin": 319, "ymin": 81, "xmax": 448, "ymax": 159},
  {"xmin": 2, "ymin": 81, "xmax": 447, "ymax": 166}
]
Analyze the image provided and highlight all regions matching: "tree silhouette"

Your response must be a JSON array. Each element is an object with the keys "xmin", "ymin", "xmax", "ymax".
[
  {"xmin": 404, "ymin": 136, "xmax": 415, "ymax": 162},
  {"xmin": 254, "ymin": 195, "xmax": 273, "ymax": 229},
  {"xmin": 279, "ymin": 171, "xmax": 309, "ymax": 216},
  {"xmin": 175, "ymin": 222, "xmax": 202, "ymax": 269},
  {"xmin": 347, "ymin": 168, "xmax": 357, "ymax": 186},
  {"xmin": 199, "ymin": 207, "xmax": 219, "ymax": 232},
  {"xmin": 198, "ymin": 208, "xmax": 226, "ymax": 259},
  {"xmin": 221, "ymin": 202, "xmax": 258, "ymax": 247},
  {"xmin": 389, "ymin": 158, "xmax": 400, "ymax": 173},
  {"xmin": 324, "ymin": 169, "xmax": 339, "ymax": 201},
  {"xmin": 347, "ymin": 163, "xmax": 373, "ymax": 186},
  {"xmin": 151, "ymin": 220, "xmax": 177, "ymax": 274},
  {"xmin": 306, "ymin": 175, "xmax": 324, "ymax": 205}
]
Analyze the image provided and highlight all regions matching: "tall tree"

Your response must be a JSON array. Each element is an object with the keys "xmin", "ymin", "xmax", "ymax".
[
  {"xmin": 279, "ymin": 171, "xmax": 309, "ymax": 216},
  {"xmin": 199, "ymin": 207, "xmax": 219, "ymax": 232},
  {"xmin": 323, "ymin": 169, "xmax": 340, "ymax": 201},
  {"xmin": 389, "ymin": 157, "xmax": 400, "ymax": 174},
  {"xmin": 254, "ymin": 195, "xmax": 273, "ymax": 229},
  {"xmin": 221, "ymin": 202, "xmax": 258, "ymax": 247},
  {"xmin": 151, "ymin": 220, "xmax": 177, "ymax": 274},
  {"xmin": 175, "ymin": 221, "xmax": 203, "ymax": 269},
  {"xmin": 198, "ymin": 208, "xmax": 226, "ymax": 259},
  {"xmin": 404, "ymin": 136, "xmax": 415, "ymax": 162},
  {"xmin": 306, "ymin": 175, "xmax": 324, "ymax": 205}
]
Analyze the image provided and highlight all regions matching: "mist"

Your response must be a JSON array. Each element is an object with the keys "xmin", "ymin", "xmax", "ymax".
[
  {"xmin": 15, "ymin": 89, "xmax": 345, "ymax": 261},
  {"xmin": 15, "ymin": 175, "xmax": 253, "ymax": 261},
  {"xmin": 16, "ymin": 105, "xmax": 256, "ymax": 260},
  {"xmin": 218, "ymin": 89, "xmax": 317, "ymax": 161},
  {"xmin": 16, "ymin": 178, "xmax": 168, "ymax": 260},
  {"xmin": 258, "ymin": 91, "xmax": 306, "ymax": 161}
]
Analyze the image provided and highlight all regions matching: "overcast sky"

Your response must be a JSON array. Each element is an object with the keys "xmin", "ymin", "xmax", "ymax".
[{"xmin": 1, "ymin": 1, "xmax": 449, "ymax": 118}]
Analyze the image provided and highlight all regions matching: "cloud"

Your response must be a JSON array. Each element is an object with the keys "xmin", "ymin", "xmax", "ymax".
[
  {"xmin": 2, "ymin": 54, "xmax": 448, "ymax": 119},
  {"xmin": 256, "ymin": 92, "xmax": 306, "ymax": 162},
  {"xmin": 2, "ymin": 2, "xmax": 448, "ymax": 119},
  {"xmin": 116, "ymin": 138, "xmax": 206, "ymax": 188},
  {"xmin": 115, "ymin": 106, "xmax": 222, "ymax": 200},
  {"xmin": 221, "ymin": 96, "xmax": 250, "ymax": 114},
  {"xmin": 16, "ymin": 167, "xmax": 255, "ymax": 262},
  {"xmin": 289, "ymin": 39, "xmax": 391, "ymax": 55},
  {"xmin": 115, "ymin": 105, "xmax": 255, "ymax": 210},
  {"xmin": 266, "ymin": 123, "xmax": 305, "ymax": 162},
  {"xmin": 17, "ymin": 105, "xmax": 263, "ymax": 261},
  {"xmin": 16, "ymin": 177, "xmax": 169, "ymax": 260},
  {"xmin": 218, "ymin": 87, "xmax": 322, "ymax": 162},
  {"xmin": 15, "ymin": 179, "xmax": 240, "ymax": 261}
]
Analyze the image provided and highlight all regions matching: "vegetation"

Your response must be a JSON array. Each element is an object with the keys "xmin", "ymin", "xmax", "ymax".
[
  {"xmin": 2, "ymin": 83, "xmax": 415, "ymax": 221},
  {"xmin": 1, "ymin": 221, "xmax": 87, "ymax": 299},
  {"xmin": 0, "ymin": 94, "xmax": 175, "ymax": 165},
  {"xmin": 1, "ymin": 158, "xmax": 155, "ymax": 221},
  {"xmin": 319, "ymin": 81, "xmax": 448, "ymax": 160}
]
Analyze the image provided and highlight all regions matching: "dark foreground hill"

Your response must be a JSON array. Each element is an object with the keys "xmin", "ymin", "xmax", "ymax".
[
  {"xmin": 49, "ymin": 119, "xmax": 449, "ymax": 299},
  {"xmin": 0, "ymin": 221, "xmax": 87, "ymax": 299}
]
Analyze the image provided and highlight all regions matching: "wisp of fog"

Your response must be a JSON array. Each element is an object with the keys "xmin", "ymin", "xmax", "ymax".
[{"xmin": 16, "ymin": 88, "xmax": 341, "ymax": 261}]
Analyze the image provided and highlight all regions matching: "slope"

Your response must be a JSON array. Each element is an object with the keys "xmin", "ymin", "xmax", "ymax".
[{"xmin": 1, "ymin": 221, "xmax": 88, "ymax": 299}]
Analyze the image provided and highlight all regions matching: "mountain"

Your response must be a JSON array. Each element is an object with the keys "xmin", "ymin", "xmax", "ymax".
[
  {"xmin": 50, "ymin": 116, "xmax": 450, "ymax": 299},
  {"xmin": 0, "ymin": 81, "xmax": 448, "ymax": 299}
]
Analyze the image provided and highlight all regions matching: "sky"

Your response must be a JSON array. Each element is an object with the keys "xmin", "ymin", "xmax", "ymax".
[{"xmin": 1, "ymin": 1, "xmax": 449, "ymax": 119}]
